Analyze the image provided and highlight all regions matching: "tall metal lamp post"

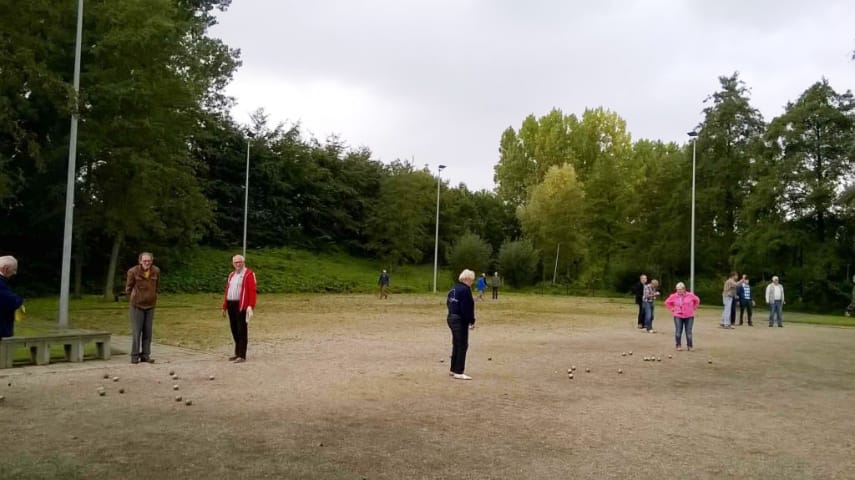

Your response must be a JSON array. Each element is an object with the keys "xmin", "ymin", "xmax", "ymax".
[
  {"xmin": 242, "ymin": 132, "xmax": 254, "ymax": 258},
  {"xmin": 59, "ymin": 0, "xmax": 85, "ymax": 327},
  {"xmin": 687, "ymin": 131, "xmax": 698, "ymax": 293},
  {"xmin": 432, "ymin": 164, "xmax": 446, "ymax": 293}
]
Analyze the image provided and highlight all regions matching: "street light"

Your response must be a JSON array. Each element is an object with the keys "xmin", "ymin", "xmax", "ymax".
[
  {"xmin": 687, "ymin": 130, "xmax": 698, "ymax": 293},
  {"xmin": 59, "ymin": 0, "xmax": 85, "ymax": 327},
  {"xmin": 242, "ymin": 132, "xmax": 254, "ymax": 258},
  {"xmin": 432, "ymin": 164, "xmax": 446, "ymax": 293}
]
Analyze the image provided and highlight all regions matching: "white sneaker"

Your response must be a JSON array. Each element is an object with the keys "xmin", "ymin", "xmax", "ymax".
[
  {"xmin": 453, "ymin": 373, "xmax": 472, "ymax": 380},
  {"xmin": 448, "ymin": 371, "xmax": 454, "ymax": 376}
]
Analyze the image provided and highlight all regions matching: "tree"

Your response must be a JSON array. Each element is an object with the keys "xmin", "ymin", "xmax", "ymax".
[
  {"xmin": 364, "ymin": 161, "xmax": 436, "ymax": 264},
  {"xmin": 446, "ymin": 233, "xmax": 492, "ymax": 282},
  {"xmin": 517, "ymin": 164, "xmax": 586, "ymax": 280},
  {"xmin": 498, "ymin": 239, "xmax": 539, "ymax": 288},
  {"xmin": 767, "ymin": 79, "xmax": 854, "ymax": 243},
  {"xmin": 693, "ymin": 73, "xmax": 766, "ymax": 273},
  {"xmin": 572, "ymin": 108, "xmax": 634, "ymax": 287}
]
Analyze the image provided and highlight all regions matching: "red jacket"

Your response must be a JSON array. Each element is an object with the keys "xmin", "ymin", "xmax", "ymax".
[{"xmin": 222, "ymin": 268, "xmax": 257, "ymax": 312}]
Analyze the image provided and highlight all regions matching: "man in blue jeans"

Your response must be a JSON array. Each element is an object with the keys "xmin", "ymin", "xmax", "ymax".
[
  {"xmin": 642, "ymin": 279, "xmax": 659, "ymax": 333},
  {"xmin": 765, "ymin": 276, "xmax": 785, "ymax": 327}
]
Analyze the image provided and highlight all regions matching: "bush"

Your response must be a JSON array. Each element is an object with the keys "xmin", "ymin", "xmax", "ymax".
[
  {"xmin": 446, "ymin": 233, "xmax": 493, "ymax": 282},
  {"xmin": 498, "ymin": 240, "xmax": 539, "ymax": 288}
]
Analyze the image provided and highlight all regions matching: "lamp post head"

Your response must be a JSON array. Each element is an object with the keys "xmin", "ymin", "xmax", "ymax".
[
  {"xmin": 438, "ymin": 164, "xmax": 446, "ymax": 171},
  {"xmin": 687, "ymin": 131, "xmax": 698, "ymax": 137}
]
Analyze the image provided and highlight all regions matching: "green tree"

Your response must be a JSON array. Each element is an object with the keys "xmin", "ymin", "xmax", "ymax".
[
  {"xmin": 498, "ymin": 239, "xmax": 539, "ymax": 288},
  {"xmin": 694, "ymin": 73, "xmax": 766, "ymax": 273},
  {"xmin": 446, "ymin": 233, "xmax": 492, "ymax": 282},
  {"xmin": 517, "ymin": 163, "xmax": 586, "ymax": 280},
  {"xmin": 365, "ymin": 161, "xmax": 435, "ymax": 264}
]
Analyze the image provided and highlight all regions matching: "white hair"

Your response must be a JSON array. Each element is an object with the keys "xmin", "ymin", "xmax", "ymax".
[
  {"xmin": 232, "ymin": 254, "xmax": 245, "ymax": 262},
  {"xmin": 675, "ymin": 282, "xmax": 686, "ymax": 290},
  {"xmin": 459, "ymin": 269, "xmax": 476, "ymax": 282},
  {"xmin": 0, "ymin": 255, "xmax": 18, "ymax": 271}
]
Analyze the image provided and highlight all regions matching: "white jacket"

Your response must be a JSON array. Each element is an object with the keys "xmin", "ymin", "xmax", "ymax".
[{"xmin": 765, "ymin": 283, "xmax": 785, "ymax": 304}]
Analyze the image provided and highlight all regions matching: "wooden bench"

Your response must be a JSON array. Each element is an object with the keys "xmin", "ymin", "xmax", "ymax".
[{"xmin": 0, "ymin": 331, "xmax": 112, "ymax": 368}]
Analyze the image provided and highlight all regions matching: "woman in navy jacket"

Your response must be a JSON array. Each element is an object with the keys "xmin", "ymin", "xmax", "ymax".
[{"xmin": 447, "ymin": 269, "xmax": 476, "ymax": 380}]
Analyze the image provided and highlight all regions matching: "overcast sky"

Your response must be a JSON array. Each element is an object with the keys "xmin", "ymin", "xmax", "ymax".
[{"xmin": 210, "ymin": 0, "xmax": 854, "ymax": 191}]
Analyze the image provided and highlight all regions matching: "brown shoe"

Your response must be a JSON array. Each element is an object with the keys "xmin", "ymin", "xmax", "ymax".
[{"xmin": 228, "ymin": 356, "xmax": 238, "ymax": 361}]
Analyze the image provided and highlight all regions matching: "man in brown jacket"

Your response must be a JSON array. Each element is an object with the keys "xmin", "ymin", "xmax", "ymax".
[{"xmin": 125, "ymin": 252, "xmax": 160, "ymax": 364}]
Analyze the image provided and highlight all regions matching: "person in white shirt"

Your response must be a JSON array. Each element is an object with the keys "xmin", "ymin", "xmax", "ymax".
[{"xmin": 765, "ymin": 276, "xmax": 785, "ymax": 327}]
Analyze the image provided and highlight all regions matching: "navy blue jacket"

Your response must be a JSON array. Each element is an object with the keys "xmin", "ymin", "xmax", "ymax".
[
  {"xmin": 447, "ymin": 282, "xmax": 475, "ymax": 325},
  {"xmin": 0, "ymin": 275, "xmax": 23, "ymax": 338}
]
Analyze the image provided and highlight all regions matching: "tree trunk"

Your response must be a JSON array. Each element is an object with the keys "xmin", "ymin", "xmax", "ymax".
[{"xmin": 104, "ymin": 232, "xmax": 124, "ymax": 300}]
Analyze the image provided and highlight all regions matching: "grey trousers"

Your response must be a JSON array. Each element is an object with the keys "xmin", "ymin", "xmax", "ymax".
[{"xmin": 130, "ymin": 306, "xmax": 155, "ymax": 360}]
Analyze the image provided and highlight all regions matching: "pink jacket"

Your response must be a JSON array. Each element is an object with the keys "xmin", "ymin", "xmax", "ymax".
[{"xmin": 664, "ymin": 291, "xmax": 700, "ymax": 318}]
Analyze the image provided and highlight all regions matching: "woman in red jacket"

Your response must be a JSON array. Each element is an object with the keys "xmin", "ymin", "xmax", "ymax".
[{"xmin": 222, "ymin": 254, "xmax": 257, "ymax": 363}]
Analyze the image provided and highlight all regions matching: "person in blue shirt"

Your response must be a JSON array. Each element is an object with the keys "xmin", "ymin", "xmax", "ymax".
[
  {"xmin": 736, "ymin": 274, "xmax": 754, "ymax": 326},
  {"xmin": 378, "ymin": 270, "xmax": 390, "ymax": 299},
  {"xmin": 446, "ymin": 269, "xmax": 476, "ymax": 380},
  {"xmin": 475, "ymin": 273, "xmax": 487, "ymax": 300},
  {"xmin": 0, "ymin": 256, "xmax": 24, "ymax": 339}
]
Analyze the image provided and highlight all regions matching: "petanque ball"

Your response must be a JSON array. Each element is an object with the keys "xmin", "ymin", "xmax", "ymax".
[
  {"xmin": 173, "ymin": 384, "xmax": 179, "ymax": 391},
  {"xmin": 175, "ymin": 395, "xmax": 182, "ymax": 402}
]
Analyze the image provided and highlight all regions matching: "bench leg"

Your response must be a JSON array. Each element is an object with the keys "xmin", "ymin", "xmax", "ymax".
[
  {"xmin": 96, "ymin": 340, "xmax": 111, "ymax": 360},
  {"xmin": 65, "ymin": 342, "xmax": 84, "ymax": 362},
  {"xmin": 0, "ymin": 342, "xmax": 13, "ymax": 369},
  {"xmin": 30, "ymin": 342, "xmax": 50, "ymax": 365}
]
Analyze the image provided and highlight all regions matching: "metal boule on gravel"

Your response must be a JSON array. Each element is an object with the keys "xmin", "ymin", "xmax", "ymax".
[
  {"xmin": 173, "ymin": 384, "xmax": 179, "ymax": 391},
  {"xmin": 175, "ymin": 395, "xmax": 183, "ymax": 402},
  {"xmin": 209, "ymin": 375, "xmax": 215, "ymax": 381},
  {"xmin": 185, "ymin": 399, "xmax": 193, "ymax": 406}
]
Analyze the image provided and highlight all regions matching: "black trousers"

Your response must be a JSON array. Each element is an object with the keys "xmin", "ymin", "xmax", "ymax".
[
  {"xmin": 636, "ymin": 301, "xmax": 644, "ymax": 327},
  {"xmin": 492, "ymin": 287, "xmax": 499, "ymax": 299},
  {"xmin": 447, "ymin": 315, "xmax": 470, "ymax": 374},
  {"xmin": 227, "ymin": 300, "xmax": 248, "ymax": 359},
  {"xmin": 739, "ymin": 300, "xmax": 753, "ymax": 325}
]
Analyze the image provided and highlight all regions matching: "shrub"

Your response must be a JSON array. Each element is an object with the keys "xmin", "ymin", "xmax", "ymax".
[
  {"xmin": 446, "ymin": 233, "xmax": 493, "ymax": 281},
  {"xmin": 498, "ymin": 239, "xmax": 538, "ymax": 288}
]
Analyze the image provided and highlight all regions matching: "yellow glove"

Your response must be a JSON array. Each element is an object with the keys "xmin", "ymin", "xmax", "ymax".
[{"xmin": 14, "ymin": 305, "xmax": 26, "ymax": 322}]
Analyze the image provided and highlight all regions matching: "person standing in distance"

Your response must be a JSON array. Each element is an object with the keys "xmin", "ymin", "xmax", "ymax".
[
  {"xmin": 447, "ymin": 269, "xmax": 476, "ymax": 380},
  {"xmin": 125, "ymin": 252, "xmax": 159, "ymax": 364},
  {"xmin": 222, "ymin": 254, "xmax": 257, "ymax": 363},
  {"xmin": 642, "ymin": 278, "xmax": 660, "ymax": 333},
  {"xmin": 737, "ymin": 274, "xmax": 754, "ymax": 326},
  {"xmin": 378, "ymin": 269, "xmax": 390, "ymax": 299},
  {"xmin": 491, "ymin": 271, "xmax": 502, "ymax": 300},
  {"xmin": 720, "ymin": 272, "xmax": 739, "ymax": 329},
  {"xmin": 632, "ymin": 274, "xmax": 648, "ymax": 329},
  {"xmin": 0, "ymin": 256, "xmax": 24, "ymax": 340},
  {"xmin": 476, "ymin": 273, "xmax": 487, "ymax": 300},
  {"xmin": 765, "ymin": 276, "xmax": 785, "ymax": 327}
]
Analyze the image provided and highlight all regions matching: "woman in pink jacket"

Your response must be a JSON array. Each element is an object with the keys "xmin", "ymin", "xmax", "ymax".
[{"xmin": 664, "ymin": 282, "xmax": 700, "ymax": 351}]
